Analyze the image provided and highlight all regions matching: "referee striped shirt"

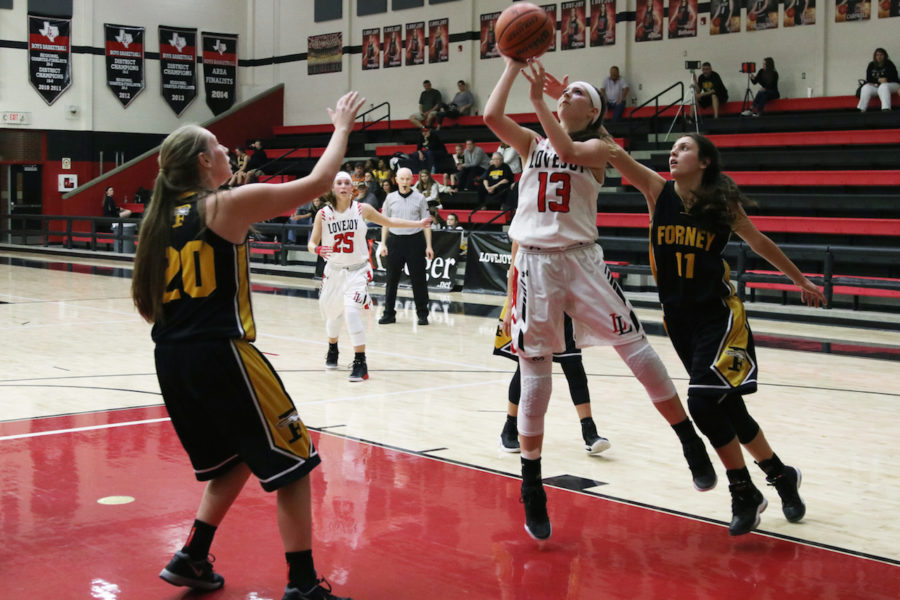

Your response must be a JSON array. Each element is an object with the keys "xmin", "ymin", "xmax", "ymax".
[{"xmin": 381, "ymin": 189, "xmax": 429, "ymax": 235}]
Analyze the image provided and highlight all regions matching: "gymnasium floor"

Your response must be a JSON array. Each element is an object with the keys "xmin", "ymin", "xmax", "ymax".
[{"xmin": 2, "ymin": 249, "xmax": 899, "ymax": 599}]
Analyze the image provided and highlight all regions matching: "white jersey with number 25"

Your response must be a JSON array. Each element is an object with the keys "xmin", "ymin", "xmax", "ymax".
[{"xmin": 320, "ymin": 201, "xmax": 370, "ymax": 266}]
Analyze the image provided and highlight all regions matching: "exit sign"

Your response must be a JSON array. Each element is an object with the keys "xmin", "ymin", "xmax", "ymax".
[{"xmin": 2, "ymin": 112, "xmax": 31, "ymax": 125}]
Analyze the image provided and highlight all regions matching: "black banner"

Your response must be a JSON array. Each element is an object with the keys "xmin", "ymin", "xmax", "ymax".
[
  {"xmin": 201, "ymin": 32, "xmax": 238, "ymax": 115},
  {"xmin": 159, "ymin": 25, "xmax": 197, "ymax": 116},
  {"xmin": 28, "ymin": 14, "xmax": 72, "ymax": 106},
  {"xmin": 463, "ymin": 232, "xmax": 512, "ymax": 295},
  {"xmin": 370, "ymin": 230, "xmax": 464, "ymax": 292},
  {"xmin": 104, "ymin": 24, "xmax": 144, "ymax": 108}
]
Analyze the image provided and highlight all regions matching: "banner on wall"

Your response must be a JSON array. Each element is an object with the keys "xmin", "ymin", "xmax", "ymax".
[
  {"xmin": 383, "ymin": 25, "xmax": 402, "ymax": 68},
  {"xmin": 480, "ymin": 12, "xmax": 501, "ymax": 59},
  {"xmin": 561, "ymin": 1, "xmax": 587, "ymax": 50},
  {"xmin": 428, "ymin": 18, "xmax": 449, "ymax": 63},
  {"xmin": 201, "ymin": 32, "xmax": 237, "ymax": 115},
  {"xmin": 28, "ymin": 14, "xmax": 72, "ymax": 106},
  {"xmin": 362, "ymin": 28, "xmax": 381, "ymax": 70},
  {"xmin": 308, "ymin": 32, "xmax": 342, "ymax": 75},
  {"xmin": 836, "ymin": 0, "xmax": 870, "ymax": 21},
  {"xmin": 541, "ymin": 4, "xmax": 558, "ymax": 53},
  {"xmin": 463, "ymin": 233, "xmax": 512, "ymax": 295},
  {"xmin": 668, "ymin": 0, "xmax": 698, "ymax": 38},
  {"xmin": 784, "ymin": 0, "xmax": 816, "ymax": 25},
  {"xmin": 590, "ymin": 0, "xmax": 616, "ymax": 47},
  {"xmin": 104, "ymin": 24, "xmax": 144, "ymax": 108},
  {"xmin": 877, "ymin": 0, "xmax": 899, "ymax": 17},
  {"xmin": 710, "ymin": 0, "xmax": 740, "ymax": 34},
  {"xmin": 370, "ymin": 231, "xmax": 463, "ymax": 292},
  {"xmin": 636, "ymin": 0, "xmax": 664, "ymax": 41},
  {"xmin": 159, "ymin": 25, "xmax": 197, "ymax": 116},
  {"xmin": 405, "ymin": 22, "xmax": 425, "ymax": 66},
  {"xmin": 747, "ymin": 0, "xmax": 779, "ymax": 30}
]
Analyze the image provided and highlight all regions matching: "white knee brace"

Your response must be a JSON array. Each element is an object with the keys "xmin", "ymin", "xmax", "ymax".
[
  {"xmin": 517, "ymin": 357, "xmax": 553, "ymax": 436},
  {"xmin": 325, "ymin": 316, "xmax": 342, "ymax": 340},
  {"xmin": 615, "ymin": 339, "xmax": 676, "ymax": 403},
  {"xmin": 345, "ymin": 305, "xmax": 366, "ymax": 347}
]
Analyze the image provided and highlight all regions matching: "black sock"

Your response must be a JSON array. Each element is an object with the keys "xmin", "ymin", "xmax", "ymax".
[
  {"xmin": 328, "ymin": 342, "xmax": 338, "ymax": 351},
  {"xmin": 672, "ymin": 418, "xmax": 701, "ymax": 443},
  {"xmin": 354, "ymin": 351, "xmax": 366, "ymax": 362},
  {"xmin": 286, "ymin": 550, "xmax": 317, "ymax": 591},
  {"xmin": 757, "ymin": 454, "xmax": 785, "ymax": 479},
  {"xmin": 580, "ymin": 417, "xmax": 597, "ymax": 441},
  {"xmin": 726, "ymin": 467, "xmax": 752, "ymax": 487},
  {"xmin": 182, "ymin": 519, "xmax": 217, "ymax": 561},
  {"xmin": 506, "ymin": 414, "xmax": 517, "ymax": 427},
  {"xmin": 521, "ymin": 456, "xmax": 542, "ymax": 486}
]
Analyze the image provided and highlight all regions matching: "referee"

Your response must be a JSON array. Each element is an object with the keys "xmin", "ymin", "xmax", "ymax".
[{"xmin": 378, "ymin": 167, "xmax": 434, "ymax": 325}]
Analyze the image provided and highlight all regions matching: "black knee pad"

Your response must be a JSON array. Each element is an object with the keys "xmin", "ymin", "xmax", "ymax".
[
  {"xmin": 721, "ymin": 394, "xmax": 760, "ymax": 445},
  {"xmin": 508, "ymin": 367, "xmax": 521, "ymax": 406},
  {"xmin": 687, "ymin": 394, "xmax": 736, "ymax": 449},
  {"xmin": 560, "ymin": 361, "xmax": 590, "ymax": 406}
]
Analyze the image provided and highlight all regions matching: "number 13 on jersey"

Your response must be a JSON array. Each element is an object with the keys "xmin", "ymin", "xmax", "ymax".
[{"xmin": 536, "ymin": 172, "xmax": 571, "ymax": 213}]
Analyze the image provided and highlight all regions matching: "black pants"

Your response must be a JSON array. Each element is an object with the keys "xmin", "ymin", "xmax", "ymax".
[
  {"xmin": 383, "ymin": 231, "xmax": 430, "ymax": 318},
  {"xmin": 459, "ymin": 166, "xmax": 485, "ymax": 191}
]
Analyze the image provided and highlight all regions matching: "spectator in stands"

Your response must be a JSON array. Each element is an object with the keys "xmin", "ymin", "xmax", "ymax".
[
  {"xmin": 478, "ymin": 152, "xmax": 515, "ymax": 210},
  {"xmin": 742, "ymin": 57, "xmax": 780, "ymax": 117},
  {"xmin": 406, "ymin": 127, "xmax": 447, "ymax": 173},
  {"xmin": 287, "ymin": 195, "xmax": 327, "ymax": 244},
  {"xmin": 457, "ymin": 139, "xmax": 491, "ymax": 191},
  {"xmin": 378, "ymin": 167, "xmax": 433, "ymax": 326},
  {"xmin": 415, "ymin": 170, "xmax": 441, "ymax": 207},
  {"xmin": 499, "ymin": 141, "xmax": 522, "ymax": 174},
  {"xmin": 429, "ymin": 208, "xmax": 446, "ymax": 230},
  {"xmin": 380, "ymin": 179, "xmax": 395, "ymax": 198},
  {"xmin": 445, "ymin": 213, "xmax": 463, "ymax": 230},
  {"xmin": 857, "ymin": 48, "xmax": 900, "ymax": 112},
  {"xmin": 350, "ymin": 162, "xmax": 366, "ymax": 199},
  {"xmin": 694, "ymin": 62, "xmax": 728, "ymax": 119},
  {"xmin": 356, "ymin": 180, "xmax": 380, "ymax": 210},
  {"xmin": 448, "ymin": 143, "xmax": 465, "ymax": 190},
  {"xmin": 102, "ymin": 186, "xmax": 132, "ymax": 222},
  {"xmin": 244, "ymin": 139, "xmax": 268, "ymax": 182},
  {"xmin": 434, "ymin": 80, "xmax": 476, "ymax": 129},
  {"xmin": 227, "ymin": 147, "xmax": 249, "ymax": 186},
  {"xmin": 373, "ymin": 159, "xmax": 392, "ymax": 184},
  {"xmin": 600, "ymin": 66, "xmax": 630, "ymax": 122},
  {"xmin": 409, "ymin": 79, "xmax": 442, "ymax": 129}
]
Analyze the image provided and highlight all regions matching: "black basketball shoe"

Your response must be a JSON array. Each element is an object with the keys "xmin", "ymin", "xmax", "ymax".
[
  {"xmin": 682, "ymin": 437, "xmax": 718, "ymax": 491},
  {"xmin": 283, "ymin": 577, "xmax": 350, "ymax": 600},
  {"xmin": 581, "ymin": 420, "xmax": 611, "ymax": 455},
  {"xmin": 767, "ymin": 466, "xmax": 805, "ymax": 523},
  {"xmin": 159, "ymin": 551, "xmax": 224, "ymax": 590},
  {"xmin": 325, "ymin": 345, "xmax": 339, "ymax": 370},
  {"xmin": 500, "ymin": 419, "xmax": 520, "ymax": 452},
  {"xmin": 728, "ymin": 481, "xmax": 768, "ymax": 536},
  {"xmin": 520, "ymin": 483, "xmax": 552, "ymax": 540},
  {"xmin": 348, "ymin": 359, "xmax": 368, "ymax": 382}
]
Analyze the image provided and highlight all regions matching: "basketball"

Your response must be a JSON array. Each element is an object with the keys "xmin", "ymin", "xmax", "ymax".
[{"xmin": 494, "ymin": 2, "xmax": 555, "ymax": 62}]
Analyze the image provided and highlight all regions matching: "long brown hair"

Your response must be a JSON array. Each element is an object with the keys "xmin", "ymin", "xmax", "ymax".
[
  {"xmin": 131, "ymin": 125, "xmax": 213, "ymax": 323},
  {"xmin": 682, "ymin": 133, "xmax": 755, "ymax": 231},
  {"xmin": 567, "ymin": 83, "xmax": 612, "ymax": 143}
]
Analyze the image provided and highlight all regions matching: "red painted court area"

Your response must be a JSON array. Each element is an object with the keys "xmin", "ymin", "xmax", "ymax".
[{"xmin": 1, "ymin": 407, "xmax": 897, "ymax": 599}]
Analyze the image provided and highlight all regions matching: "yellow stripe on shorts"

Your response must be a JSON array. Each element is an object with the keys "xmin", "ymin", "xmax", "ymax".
[{"xmin": 713, "ymin": 295, "xmax": 755, "ymax": 389}]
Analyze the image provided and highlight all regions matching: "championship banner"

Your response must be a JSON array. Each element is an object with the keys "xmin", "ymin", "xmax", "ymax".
[
  {"xmin": 785, "ymin": 0, "xmax": 816, "ymax": 25},
  {"xmin": 636, "ymin": 0, "xmax": 664, "ymax": 41},
  {"xmin": 561, "ymin": 1, "xmax": 587, "ymax": 50},
  {"xmin": 480, "ymin": 12, "xmax": 501, "ymax": 59},
  {"xmin": 877, "ymin": 0, "xmax": 899, "ymax": 17},
  {"xmin": 201, "ymin": 32, "xmax": 238, "ymax": 115},
  {"xmin": 362, "ymin": 28, "xmax": 381, "ymax": 70},
  {"xmin": 668, "ymin": 0, "xmax": 698, "ymax": 38},
  {"xmin": 747, "ymin": 0, "xmax": 779, "ymax": 30},
  {"xmin": 159, "ymin": 25, "xmax": 197, "ymax": 116},
  {"xmin": 541, "ymin": 5, "xmax": 558, "ymax": 53},
  {"xmin": 104, "ymin": 24, "xmax": 144, "ymax": 108},
  {"xmin": 835, "ymin": 0, "xmax": 870, "ymax": 20},
  {"xmin": 590, "ymin": 0, "xmax": 616, "ymax": 47},
  {"xmin": 710, "ymin": 0, "xmax": 740, "ymax": 34},
  {"xmin": 463, "ymin": 233, "xmax": 512, "ymax": 295},
  {"xmin": 405, "ymin": 22, "xmax": 425, "ymax": 66},
  {"xmin": 428, "ymin": 19, "xmax": 449, "ymax": 64},
  {"xmin": 383, "ymin": 25, "xmax": 402, "ymax": 68},
  {"xmin": 28, "ymin": 14, "xmax": 72, "ymax": 106},
  {"xmin": 370, "ymin": 231, "xmax": 464, "ymax": 292},
  {"xmin": 308, "ymin": 32, "xmax": 342, "ymax": 75}
]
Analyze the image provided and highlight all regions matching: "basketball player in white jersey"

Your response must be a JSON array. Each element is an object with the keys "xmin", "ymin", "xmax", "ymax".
[
  {"xmin": 308, "ymin": 171, "xmax": 430, "ymax": 382},
  {"xmin": 484, "ymin": 57, "xmax": 715, "ymax": 541}
]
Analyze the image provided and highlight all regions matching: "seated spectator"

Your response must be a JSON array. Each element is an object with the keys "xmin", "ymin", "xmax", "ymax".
[
  {"xmin": 244, "ymin": 138, "xmax": 269, "ymax": 181},
  {"xmin": 434, "ymin": 80, "xmax": 476, "ymax": 129},
  {"xmin": 857, "ymin": 47, "xmax": 899, "ymax": 112},
  {"xmin": 429, "ymin": 208, "xmax": 446, "ymax": 230},
  {"xmin": 415, "ymin": 169, "xmax": 442, "ymax": 208},
  {"xmin": 445, "ymin": 213, "xmax": 463, "ymax": 230},
  {"xmin": 363, "ymin": 158, "xmax": 377, "ymax": 173},
  {"xmin": 227, "ymin": 146, "xmax": 249, "ymax": 186},
  {"xmin": 409, "ymin": 79, "xmax": 442, "ymax": 129},
  {"xmin": 356, "ymin": 180, "xmax": 380, "ymax": 210},
  {"xmin": 102, "ymin": 186, "xmax": 132, "ymax": 223},
  {"xmin": 499, "ymin": 141, "xmax": 522, "ymax": 174},
  {"xmin": 741, "ymin": 57, "xmax": 779, "ymax": 117},
  {"xmin": 457, "ymin": 139, "xmax": 491, "ymax": 191},
  {"xmin": 601, "ymin": 66, "xmax": 630, "ymax": 122},
  {"xmin": 373, "ymin": 159, "xmax": 392, "ymax": 184},
  {"xmin": 379, "ymin": 179, "xmax": 396, "ymax": 202},
  {"xmin": 404, "ymin": 127, "xmax": 447, "ymax": 173},
  {"xmin": 448, "ymin": 143, "xmax": 465, "ymax": 190},
  {"xmin": 694, "ymin": 62, "xmax": 728, "ymax": 119},
  {"xmin": 287, "ymin": 195, "xmax": 326, "ymax": 244},
  {"xmin": 477, "ymin": 152, "xmax": 515, "ymax": 210},
  {"xmin": 350, "ymin": 162, "xmax": 366, "ymax": 199}
]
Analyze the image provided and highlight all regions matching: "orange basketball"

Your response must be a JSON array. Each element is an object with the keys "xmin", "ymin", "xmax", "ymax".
[{"xmin": 494, "ymin": 2, "xmax": 555, "ymax": 62}]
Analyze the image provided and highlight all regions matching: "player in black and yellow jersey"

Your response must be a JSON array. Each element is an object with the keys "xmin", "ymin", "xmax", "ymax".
[
  {"xmin": 132, "ymin": 92, "xmax": 365, "ymax": 600},
  {"xmin": 607, "ymin": 132, "xmax": 825, "ymax": 536}
]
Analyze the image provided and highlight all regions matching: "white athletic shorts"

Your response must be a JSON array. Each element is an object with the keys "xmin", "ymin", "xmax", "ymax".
[
  {"xmin": 510, "ymin": 242, "xmax": 645, "ymax": 357},
  {"xmin": 319, "ymin": 260, "xmax": 372, "ymax": 320}
]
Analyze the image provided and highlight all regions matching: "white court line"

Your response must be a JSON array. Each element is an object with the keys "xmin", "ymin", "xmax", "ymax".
[
  {"xmin": 297, "ymin": 377, "xmax": 510, "ymax": 406},
  {"xmin": 0, "ymin": 417, "xmax": 171, "ymax": 442}
]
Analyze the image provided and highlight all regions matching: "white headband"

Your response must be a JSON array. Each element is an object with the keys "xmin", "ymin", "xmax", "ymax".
[
  {"xmin": 569, "ymin": 81, "xmax": 602, "ymax": 112},
  {"xmin": 334, "ymin": 170, "xmax": 352, "ymax": 183}
]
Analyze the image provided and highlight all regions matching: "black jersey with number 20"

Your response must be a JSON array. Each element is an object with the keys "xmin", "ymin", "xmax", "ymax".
[
  {"xmin": 650, "ymin": 181, "xmax": 733, "ymax": 307},
  {"xmin": 151, "ymin": 196, "xmax": 256, "ymax": 343}
]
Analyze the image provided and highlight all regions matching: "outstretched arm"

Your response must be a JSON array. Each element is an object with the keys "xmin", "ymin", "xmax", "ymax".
[
  {"xmin": 483, "ymin": 56, "xmax": 538, "ymax": 160},
  {"xmin": 361, "ymin": 203, "xmax": 430, "ymax": 229},
  {"xmin": 605, "ymin": 142, "xmax": 667, "ymax": 213}
]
